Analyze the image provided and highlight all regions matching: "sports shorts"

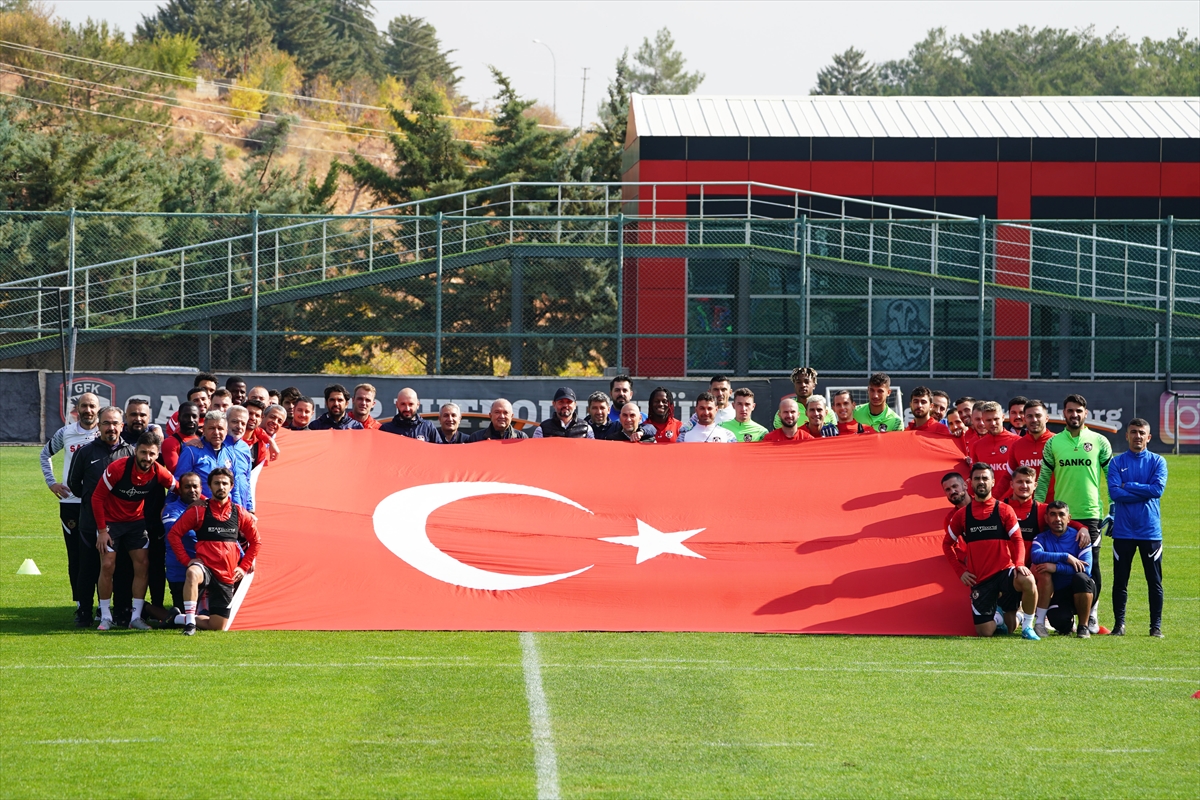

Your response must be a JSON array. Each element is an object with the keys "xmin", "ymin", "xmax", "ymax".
[
  {"xmin": 970, "ymin": 567, "xmax": 1022, "ymax": 626},
  {"xmin": 1048, "ymin": 571, "xmax": 1097, "ymax": 632},
  {"xmin": 106, "ymin": 520, "xmax": 149, "ymax": 553},
  {"xmin": 194, "ymin": 563, "xmax": 235, "ymax": 619}
]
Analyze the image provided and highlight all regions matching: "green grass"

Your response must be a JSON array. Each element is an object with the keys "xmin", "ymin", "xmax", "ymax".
[{"xmin": 2, "ymin": 446, "xmax": 1197, "ymax": 798}]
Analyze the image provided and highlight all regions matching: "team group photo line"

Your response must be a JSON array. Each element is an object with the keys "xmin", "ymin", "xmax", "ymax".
[{"xmin": 41, "ymin": 368, "xmax": 1168, "ymax": 639}]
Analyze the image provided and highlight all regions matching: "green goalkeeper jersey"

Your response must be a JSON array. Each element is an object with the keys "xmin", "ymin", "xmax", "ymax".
[
  {"xmin": 1034, "ymin": 427, "xmax": 1112, "ymax": 519},
  {"xmin": 721, "ymin": 419, "xmax": 769, "ymax": 442}
]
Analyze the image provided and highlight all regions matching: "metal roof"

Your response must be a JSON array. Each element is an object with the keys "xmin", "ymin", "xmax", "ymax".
[{"xmin": 630, "ymin": 95, "xmax": 1200, "ymax": 139}]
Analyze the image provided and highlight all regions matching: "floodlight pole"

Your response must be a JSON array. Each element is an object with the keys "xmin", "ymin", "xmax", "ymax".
[{"xmin": 532, "ymin": 39, "xmax": 557, "ymax": 117}]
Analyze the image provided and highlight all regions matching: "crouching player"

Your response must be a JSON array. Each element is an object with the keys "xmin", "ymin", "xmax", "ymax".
[
  {"xmin": 944, "ymin": 463, "xmax": 1040, "ymax": 639},
  {"xmin": 166, "ymin": 468, "xmax": 259, "ymax": 635},
  {"xmin": 1031, "ymin": 501, "xmax": 1096, "ymax": 638}
]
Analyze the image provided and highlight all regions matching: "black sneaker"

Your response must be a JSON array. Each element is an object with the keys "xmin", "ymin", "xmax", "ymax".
[
  {"xmin": 1149, "ymin": 627, "xmax": 1164, "ymax": 638},
  {"xmin": 1110, "ymin": 623, "xmax": 1126, "ymax": 636},
  {"xmin": 182, "ymin": 622, "xmax": 196, "ymax": 636},
  {"xmin": 161, "ymin": 607, "xmax": 181, "ymax": 629}
]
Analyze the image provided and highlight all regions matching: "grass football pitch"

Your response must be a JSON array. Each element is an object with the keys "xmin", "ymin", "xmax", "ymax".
[{"xmin": 1, "ymin": 445, "xmax": 1196, "ymax": 798}]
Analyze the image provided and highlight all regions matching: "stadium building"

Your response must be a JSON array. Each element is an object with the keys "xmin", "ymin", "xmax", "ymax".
[{"xmin": 620, "ymin": 96, "xmax": 1200, "ymax": 378}]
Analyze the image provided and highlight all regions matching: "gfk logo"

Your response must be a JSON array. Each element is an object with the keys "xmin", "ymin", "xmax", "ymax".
[{"xmin": 1160, "ymin": 392, "xmax": 1200, "ymax": 445}]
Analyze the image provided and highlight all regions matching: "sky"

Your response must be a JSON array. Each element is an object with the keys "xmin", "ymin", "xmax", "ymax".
[{"xmin": 51, "ymin": 0, "xmax": 1200, "ymax": 128}]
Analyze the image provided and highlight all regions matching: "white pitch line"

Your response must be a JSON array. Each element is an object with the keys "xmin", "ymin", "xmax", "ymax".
[
  {"xmin": 519, "ymin": 632, "xmax": 561, "ymax": 800},
  {"xmin": 704, "ymin": 742, "xmax": 816, "ymax": 748},
  {"xmin": 31, "ymin": 737, "xmax": 163, "ymax": 745},
  {"xmin": 1029, "ymin": 746, "xmax": 1162, "ymax": 754}
]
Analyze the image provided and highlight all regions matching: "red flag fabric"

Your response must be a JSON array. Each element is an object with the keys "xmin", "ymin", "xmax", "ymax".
[{"xmin": 229, "ymin": 429, "xmax": 975, "ymax": 635}]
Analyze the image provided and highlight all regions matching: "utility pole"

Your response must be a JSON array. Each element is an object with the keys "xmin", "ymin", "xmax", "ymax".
[{"xmin": 579, "ymin": 67, "xmax": 590, "ymax": 132}]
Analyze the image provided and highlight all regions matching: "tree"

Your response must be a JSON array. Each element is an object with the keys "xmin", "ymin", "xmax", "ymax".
[
  {"xmin": 580, "ymin": 50, "xmax": 631, "ymax": 182},
  {"xmin": 878, "ymin": 28, "xmax": 969, "ymax": 95},
  {"xmin": 811, "ymin": 47, "xmax": 879, "ymax": 95},
  {"xmin": 344, "ymin": 80, "xmax": 473, "ymax": 206},
  {"xmin": 382, "ymin": 15, "xmax": 460, "ymax": 90},
  {"xmin": 268, "ymin": 0, "xmax": 341, "ymax": 82},
  {"xmin": 137, "ymin": 0, "xmax": 273, "ymax": 77},
  {"xmin": 319, "ymin": 0, "xmax": 385, "ymax": 82},
  {"xmin": 1139, "ymin": 29, "xmax": 1200, "ymax": 95},
  {"xmin": 471, "ymin": 68, "xmax": 574, "ymax": 188},
  {"xmin": 629, "ymin": 27, "xmax": 704, "ymax": 95}
]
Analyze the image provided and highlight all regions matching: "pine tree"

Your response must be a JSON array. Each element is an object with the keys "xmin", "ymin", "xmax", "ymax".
[
  {"xmin": 344, "ymin": 80, "xmax": 472, "ymax": 206},
  {"xmin": 268, "ymin": 0, "xmax": 340, "ymax": 81},
  {"xmin": 628, "ymin": 27, "xmax": 704, "ymax": 95},
  {"xmin": 382, "ymin": 15, "xmax": 460, "ymax": 90},
  {"xmin": 811, "ymin": 47, "xmax": 879, "ymax": 95},
  {"xmin": 471, "ymin": 68, "xmax": 574, "ymax": 188},
  {"xmin": 320, "ymin": 0, "xmax": 385, "ymax": 81},
  {"xmin": 137, "ymin": 0, "xmax": 273, "ymax": 77}
]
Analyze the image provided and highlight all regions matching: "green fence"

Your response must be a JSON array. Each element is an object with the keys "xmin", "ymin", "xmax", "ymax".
[{"xmin": 1, "ymin": 184, "xmax": 1197, "ymax": 379}]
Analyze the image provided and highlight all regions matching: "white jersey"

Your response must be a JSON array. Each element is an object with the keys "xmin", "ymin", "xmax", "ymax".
[
  {"xmin": 39, "ymin": 421, "xmax": 100, "ymax": 503},
  {"xmin": 688, "ymin": 405, "xmax": 735, "ymax": 427},
  {"xmin": 678, "ymin": 422, "xmax": 737, "ymax": 443}
]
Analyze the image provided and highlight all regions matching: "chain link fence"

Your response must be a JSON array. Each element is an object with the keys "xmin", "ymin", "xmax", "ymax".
[{"xmin": 2, "ymin": 183, "xmax": 1197, "ymax": 379}]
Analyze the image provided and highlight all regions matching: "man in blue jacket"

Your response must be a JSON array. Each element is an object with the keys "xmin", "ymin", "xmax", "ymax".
[
  {"xmin": 174, "ymin": 411, "xmax": 251, "ymax": 510},
  {"xmin": 162, "ymin": 471, "xmax": 203, "ymax": 611},
  {"xmin": 1107, "ymin": 418, "xmax": 1168, "ymax": 637},
  {"xmin": 1031, "ymin": 501, "xmax": 1096, "ymax": 638},
  {"xmin": 380, "ymin": 388, "xmax": 439, "ymax": 440}
]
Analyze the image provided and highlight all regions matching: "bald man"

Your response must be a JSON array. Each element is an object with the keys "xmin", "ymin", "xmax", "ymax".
[
  {"xmin": 469, "ymin": 399, "xmax": 529, "ymax": 441},
  {"xmin": 41, "ymin": 391, "xmax": 102, "ymax": 620},
  {"xmin": 379, "ymin": 388, "xmax": 439, "ymax": 441}
]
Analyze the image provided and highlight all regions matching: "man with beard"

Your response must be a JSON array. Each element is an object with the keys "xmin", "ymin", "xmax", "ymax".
[
  {"xmin": 162, "ymin": 471, "xmax": 204, "ymax": 612},
  {"xmin": 309, "ymin": 384, "xmax": 365, "ymax": 430},
  {"xmin": 944, "ymin": 464, "xmax": 1040, "ymax": 640},
  {"xmin": 687, "ymin": 376, "xmax": 735, "ymax": 427},
  {"xmin": 242, "ymin": 399, "xmax": 274, "ymax": 467},
  {"xmin": 1031, "ymin": 502, "xmax": 1096, "ymax": 638},
  {"xmin": 168, "ymin": 468, "xmax": 260, "ymax": 636},
  {"xmin": 380, "ymin": 388, "xmax": 439, "ymax": 440},
  {"xmin": 607, "ymin": 402, "xmax": 656, "ymax": 442},
  {"xmin": 679, "ymin": 392, "xmax": 736, "ymax": 443},
  {"xmin": 469, "ymin": 399, "xmax": 529, "ymax": 442},
  {"xmin": 40, "ymin": 391, "xmax": 100, "ymax": 618},
  {"xmin": 646, "ymin": 387, "xmax": 681, "ymax": 444},
  {"xmin": 433, "ymin": 403, "xmax": 469, "ymax": 444},
  {"xmin": 120, "ymin": 398, "xmax": 160, "ymax": 446},
  {"xmin": 586, "ymin": 392, "xmax": 619, "ymax": 440},
  {"xmin": 1006, "ymin": 396, "xmax": 1029, "ymax": 436},
  {"xmin": 68, "ymin": 407, "xmax": 134, "ymax": 627},
  {"xmin": 1035, "ymin": 394, "xmax": 1112, "ymax": 635},
  {"xmin": 350, "ymin": 383, "xmax": 381, "ymax": 430},
  {"xmin": 607, "ymin": 375, "xmax": 645, "ymax": 423},
  {"xmin": 764, "ymin": 398, "xmax": 807, "ymax": 443},
  {"xmin": 1108, "ymin": 418, "xmax": 1168, "ymax": 638},
  {"xmin": 287, "ymin": 396, "xmax": 316, "ymax": 430},
  {"xmin": 969, "ymin": 401, "xmax": 1020, "ymax": 500},
  {"xmin": 165, "ymin": 372, "xmax": 217, "ymax": 436},
  {"xmin": 906, "ymin": 386, "xmax": 938, "ymax": 431},
  {"xmin": 162, "ymin": 401, "xmax": 201, "ymax": 473},
  {"xmin": 1008, "ymin": 399, "xmax": 1053, "ymax": 488},
  {"xmin": 533, "ymin": 388, "xmax": 594, "ymax": 438},
  {"xmin": 90, "ymin": 433, "xmax": 176, "ymax": 630},
  {"xmin": 930, "ymin": 391, "xmax": 951, "ymax": 423},
  {"xmin": 225, "ymin": 377, "xmax": 248, "ymax": 407},
  {"xmin": 773, "ymin": 366, "xmax": 834, "ymax": 429}
]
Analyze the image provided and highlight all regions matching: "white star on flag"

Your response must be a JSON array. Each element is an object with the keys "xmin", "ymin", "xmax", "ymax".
[{"xmin": 600, "ymin": 520, "xmax": 706, "ymax": 564}]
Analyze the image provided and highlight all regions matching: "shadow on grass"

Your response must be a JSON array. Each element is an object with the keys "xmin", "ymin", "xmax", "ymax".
[{"xmin": 0, "ymin": 605, "xmax": 88, "ymax": 635}]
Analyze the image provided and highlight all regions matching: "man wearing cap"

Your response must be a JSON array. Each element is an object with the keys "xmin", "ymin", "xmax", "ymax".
[{"xmin": 533, "ymin": 388, "xmax": 594, "ymax": 438}]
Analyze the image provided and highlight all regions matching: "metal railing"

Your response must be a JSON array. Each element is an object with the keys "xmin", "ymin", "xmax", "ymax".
[{"xmin": 1, "ymin": 182, "xmax": 1197, "ymax": 379}]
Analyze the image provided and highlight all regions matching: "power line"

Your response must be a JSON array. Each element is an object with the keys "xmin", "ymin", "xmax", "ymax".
[
  {"xmin": 0, "ymin": 40, "xmax": 571, "ymax": 130},
  {"xmin": 0, "ymin": 91, "xmax": 366, "ymax": 158}
]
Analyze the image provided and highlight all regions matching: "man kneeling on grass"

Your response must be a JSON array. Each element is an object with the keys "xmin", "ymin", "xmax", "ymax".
[
  {"xmin": 1031, "ymin": 501, "xmax": 1096, "ymax": 638},
  {"xmin": 943, "ymin": 463, "xmax": 1040, "ymax": 639},
  {"xmin": 166, "ymin": 468, "xmax": 259, "ymax": 635}
]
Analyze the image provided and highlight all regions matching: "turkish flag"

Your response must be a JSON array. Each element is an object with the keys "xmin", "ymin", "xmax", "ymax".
[{"xmin": 229, "ymin": 429, "xmax": 975, "ymax": 635}]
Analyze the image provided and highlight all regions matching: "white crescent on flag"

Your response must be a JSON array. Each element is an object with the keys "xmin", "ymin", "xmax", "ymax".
[{"xmin": 372, "ymin": 482, "xmax": 595, "ymax": 590}]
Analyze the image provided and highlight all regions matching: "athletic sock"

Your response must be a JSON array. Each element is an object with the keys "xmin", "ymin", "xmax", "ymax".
[
  {"xmin": 1023, "ymin": 613, "xmax": 1035, "ymax": 630},
  {"xmin": 98, "ymin": 599, "xmax": 112, "ymax": 621},
  {"xmin": 993, "ymin": 610, "xmax": 1004, "ymax": 626},
  {"xmin": 131, "ymin": 599, "xmax": 144, "ymax": 621},
  {"xmin": 174, "ymin": 614, "xmax": 186, "ymax": 625},
  {"xmin": 1035, "ymin": 608, "xmax": 1048, "ymax": 624},
  {"xmin": 183, "ymin": 601, "xmax": 196, "ymax": 626}
]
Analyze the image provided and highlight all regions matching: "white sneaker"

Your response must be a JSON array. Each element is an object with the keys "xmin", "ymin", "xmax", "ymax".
[
  {"xmin": 1088, "ymin": 609, "xmax": 1100, "ymax": 634},
  {"xmin": 128, "ymin": 618, "xmax": 151, "ymax": 631},
  {"xmin": 97, "ymin": 618, "xmax": 114, "ymax": 631},
  {"xmin": 1034, "ymin": 622, "xmax": 1050, "ymax": 638}
]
